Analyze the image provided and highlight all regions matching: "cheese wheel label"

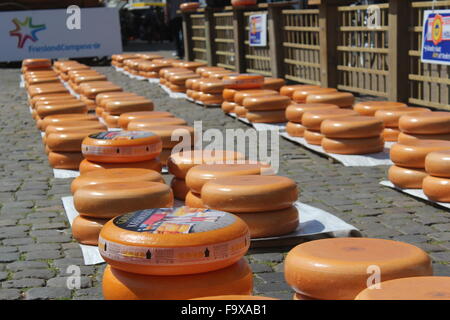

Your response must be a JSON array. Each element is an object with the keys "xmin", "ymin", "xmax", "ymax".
[{"xmin": 87, "ymin": 131, "xmax": 153, "ymax": 141}]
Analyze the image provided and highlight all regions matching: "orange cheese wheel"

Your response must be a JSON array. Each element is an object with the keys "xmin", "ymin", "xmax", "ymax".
[
  {"xmin": 99, "ymin": 207, "xmax": 250, "ymax": 275},
  {"xmin": 131, "ymin": 125, "xmax": 195, "ymax": 148},
  {"xmin": 223, "ymin": 88, "xmax": 238, "ymax": 102},
  {"xmin": 186, "ymin": 163, "xmax": 271, "ymax": 194},
  {"xmin": 199, "ymin": 81, "xmax": 225, "ymax": 94},
  {"xmin": 202, "ymin": 175, "xmax": 298, "ymax": 213},
  {"xmin": 191, "ymin": 90, "xmax": 202, "ymax": 100},
  {"xmin": 180, "ymin": 2, "xmax": 200, "ymax": 12},
  {"xmin": 28, "ymin": 84, "xmax": 68, "ymax": 97},
  {"xmin": 167, "ymin": 150, "xmax": 245, "ymax": 179},
  {"xmin": 321, "ymin": 136, "xmax": 384, "ymax": 155},
  {"xmin": 221, "ymin": 101, "xmax": 237, "ymax": 113},
  {"xmin": 81, "ymin": 131, "xmax": 162, "ymax": 163},
  {"xmin": 104, "ymin": 99, "xmax": 154, "ymax": 115},
  {"xmin": 207, "ymin": 71, "xmax": 235, "ymax": 79},
  {"xmin": 193, "ymin": 295, "xmax": 277, "ymax": 300},
  {"xmin": 293, "ymin": 293, "xmax": 317, "ymax": 300},
  {"xmin": 383, "ymin": 128, "xmax": 401, "ymax": 142},
  {"xmin": 292, "ymin": 87, "xmax": 336, "ymax": 103},
  {"xmin": 284, "ymin": 238, "xmax": 432, "ymax": 300},
  {"xmin": 235, "ymin": 206, "xmax": 299, "ymax": 238},
  {"xmin": 353, "ymin": 101, "xmax": 408, "ymax": 116},
  {"xmin": 36, "ymin": 102, "xmax": 87, "ymax": 118},
  {"xmin": 30, "ymin": 94, "xmax": 75, "ymax": 108},
  {"xmin": 48, "ymin": 151, "xmax": 84, "ymax": 169},
  {"xmin": 388, "ymin": 165, "xmax": 427, "ymax": 189},
  {"xmin": 198, "ymin": 93, "xmax": 223, "ymax": 105},
  {"xmin": 242, "ymin": 95, "xmax": 290, "ymax": 111},
  {"xmin": 285, "ymin": 103, "xmax": 339, "ymax": 123},
  {"xmin": 286, "ymin": 121, "xmax": 306, "ymax": 137},
  {"xmin": 355, "ymin": 276, "xmax": 450, "ymax": 300},
  {"xmin": 72, "ymin": 215, "xmax": 108, "ymax": 246},
  {"xmin": 233, "ymin": 89, "xmax": 278, "ymax": 105},
  {"xmin": 104, "ymin": 114, "xmax": 120, "ymax": 128},
  {"xmin": 45, "ymin": 121, "xmax": 106, "ymax": 136},
  {"xmin": 118, "ymin": 111, "xmax": 174, "ymax": 129},
  {"xmin": 127, "ymin": 117, "xmax": 187, "ymax": 130},
  {"xmin": 74, "ymin": 181, "xmax": 173, "ymax": 218},
  {"xmin": 96, "ymin": 107, "xmax": 104, "ymax": 117},
  {"xmin": 234, "ymin": 105, "xmax": 248, "ymax": 117},
  {"xmin": 223, "ymin": 74, "xmax": 264, "ymax": 89},
  {"xmin": 425, "ymin": 150, "xmax": 450, "ymax": 178},
  {"xmin": 23, "ymin": 58, "xmax": 51, "ymax": 69},
  {"xmin": 303, "ymin": 129, "xmax": 324, "ymax": 145},
  {"xmin": 399, "ymin": 112, "xmax": 450, "ymax": 134},
  {"xmin": 374, "ymin": 107, "xmax": 431, "ymax": 127},
  {"xmin": 170, "ymin": 178, "xmax": 189, "ymax": 200},
  {"xmin": 246, "ymin": 110, "xmax": 287, "ymax": 123},
  {"xmin": 390, "ymin": 140, "xmax": 450, "ymax": 168},
  {"xmin": 306, "ymin": 92, "xmax": 355, "ymax": 108},
  {"xmin": 71, "ymin": 168, "xmax": 163, "ymax": 194},
  {"xmin": 81, "ymin": 86, "xmax": 123, "ymax": 99},
  {"xmin": 169, "ymin": 83, "xmax": 186, "ymax": 93},
  {"xmin": 47, "ymin": 130, "xmax": 99, "ymax": 152},
  {"xmin": 169, "ymin": 73, "xmax": 200, "ymax": 86},
  {"xmin": 398, "ymin": 132, "xmax": 450, "ymax": 144},
  {"xmin": 102, "ymin": 259, "xmax": 252, "ymax": 300},
  {"xmin": 39, "ymin": 114, "xmax": 98, "ymax": 131},
  {"xmin": 301, "ymin": 109, "xmax": 359, "ymax": 130},
  {"xmin": 196, "ymin": 67, "xmax": 225, "ymax": 76},
  {"xmin": 27, "ymin": 77, "xmax": 59, "ymax": 86},
  {"xmin": 95, "ymin": 92, "xmax": 138, "ymax": 106},
  {"xmin": 79, "ymin": 158, "xmax": 162, "ymax": 174},
  {"xmin": 262, "ymin": 78, "xmax": 286, "ymax": 91},
  {"xmin": 185, "ymin": 191, "xmax": 205, "ymax": 208},
  {"xmin": 422, "ymin": 175, "xmax": 450, "ymax": 202},
  {"xmin": 320, "ymin": 116, "xmax": 384, "ymax": 138},
  {"xmin": 73, "ymin": 75, "xmax": 107, "ymax": 85}
]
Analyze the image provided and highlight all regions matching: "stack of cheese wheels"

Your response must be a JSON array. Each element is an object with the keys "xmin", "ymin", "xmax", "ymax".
[
  {"xmin": 78, "ymin": 80, "xmax": 123, "ymax": 110},
  {"xmin": 285, "ymin": 103, "xmax": 339, "ymax": 138},
  {"xmin": 101, "ymin": 94, "xmax": 154, "ymax": 129},
  {"xmin": 27, "ymin": 83, "xmax": 69, "ymax": 100},
  {"xmin": 22, "ymin": 59, "xmax": 58, "ymax": 88},
  {"xmin": 136, "ymin": 60, "xmax": 172, "ymax": 79},
  {"xmin": 280, "ymin": 84, "xmax": 320, "ymax": 99},
  {"xmin": 243, "ymin": 94, "xmax": 290, "ymax": 123},
  {"xmin": 355, "ymin": 276, "xmax": 450, "ymax": 300},
  {"xmin": 301, "ymin": 109, "xmax": 358, "ymax": 145},
  {"xmin": 167, "ymin": 150, "xmax": 245, "ymax": 201},
  {"xmin": 354, "ymin": 101, "xmax": 408, "ymax": 116},
  {"xmin": 100, "ymin": 206, "xmax": 252, "ymax": 300},
  {"xmin": 166, "ymin": 69, "xmax": 200, "ymax": 93},
  {"xmin": 185, "ymin": 162, "xmax": 272, "ymax": 210},
  {"xmin": 70, "ymin": 168, "xmax": 164, "ymax": 245},
  {"xmin": 67, "ymin": 68, "xmax": 106, "ymax": 94},
  {"xmin": 38, "ymin": 113, "xmax": 98, "ymax": 132},
  {"xmin": 423, "ymin": 150, "xmax": 450, "ymax": 202},
  {"xmin": 374, "ymin": 107, "xmax": 431, "ymax": 142},
  {"xmin": 320, "ymin": 116, "xmax": 385, "ymax": 155},
  {"xmin": 180, "ymin": 2, "xmax": 200, "ymax": 12},
  {"xmin": 159, "ymin": 67, "xmax": 192, "ymax": 87},
  {"xmin": 201, "ymin": 175, "xmax": 299, "ymax": 238},
  {"xmin": 111, "ymin": 54, "xmax": 139, "ymax": 68},
  {"xmin": 262, "ymin": 78, "xmax": 286, "ymax": 91},
  {"xmin": 95, "ymin": 91, "xmax": 139, "ymax": 117},
  {"xmin": 284, "ymin": 237, "xmax": 432, "ymax": 300},
  {"xmin": 187, "ymin": 78, "xmax": 225, "ymax": 106},
  {"xmin": 22, "ymin": 58, "xmax": 52, "ymax": 72},
  {"xmin": 292, "ymin": 87, "xmax": 337, "ymax": 104},
  {"xmin": 79, "ymin": 131, "xmax": 163, "ymax": 174},
  {"xmin": 231, "ymin": 89, "xmax": 278, "ymax": 118},
  {"xmin": 118, "ymin": 111, "xmax": 174, "ymax": 130},
  {"xmin": 389, "ymin": 140, "xmax": 450, "ymax": 189},
  {"xmin": 306, "ymin": 91, "xmax": 355, "ymax": 108},
  {"xmin": 56, "ymin": 61, "xmax": 91, "ymax": 82},
  {"xmin": 398, "ymin": 111, "xmax": 450, "ymax": 143},
  {"xmin": 172, "ymin": 61, "xmax": 207, "ymax": 72},
  {"xmin": 221, "ymin": 74, "xmax": 265, "ymax": 113}
]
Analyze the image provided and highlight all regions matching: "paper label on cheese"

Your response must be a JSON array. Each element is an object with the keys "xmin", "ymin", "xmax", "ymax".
[
  {"xmin": 88, "ymin": 131, "xmax": 155, "ymax": 140},
  {"xmin": 82, "ymin": 142, "xmax": 161, "ymax": 157}
]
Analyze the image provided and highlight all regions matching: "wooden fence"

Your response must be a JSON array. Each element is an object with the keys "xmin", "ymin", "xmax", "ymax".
[{"xmin": 182, "ymin": 0, "xmax": 450, "ymax": 110}]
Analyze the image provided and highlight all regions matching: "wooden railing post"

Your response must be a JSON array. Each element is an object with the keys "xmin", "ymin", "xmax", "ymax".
[
  {"xmin": 268, "ymin": 5, "xmax": 285, "ymax": 78},
  {"xmin": 233, "ymin": 8, "xmax": 246, "ymax": 73},
  {"xmin": 318, "ymin": 0, "xmax": 339, "ymax": 88},
  {"xmin": 204, "ymin": 7, "xmax": 217, "ymax": 66},
  {"xmin": 388, "ymin": 0, "xmax": 411, "ymax": 103},
  {"xmin": 182, "ymin": 12, "xmax": 194, "ymax": 61}
]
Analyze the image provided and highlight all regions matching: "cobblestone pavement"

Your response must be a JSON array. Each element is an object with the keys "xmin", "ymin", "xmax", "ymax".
[{"xmin": 0, "ymin": 65, "xmax": 449, "ymax": 300}]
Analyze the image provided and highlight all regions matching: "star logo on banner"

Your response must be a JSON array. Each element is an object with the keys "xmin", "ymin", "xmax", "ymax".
[{"xmin": 9, "ymin": 17, "xmax": 46, "ymax": 49}]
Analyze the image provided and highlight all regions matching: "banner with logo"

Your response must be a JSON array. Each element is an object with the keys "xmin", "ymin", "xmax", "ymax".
[
  {"xmin": 0, "ymin": 8, "xmax": 122, "ymax": 62},
  {"xmin": 421, "ymin": 9, "xmax": 450, "ymax": 65},
  {"xmin": 249, "ymin": 13, "xmax": 267, "ymax": 47}
]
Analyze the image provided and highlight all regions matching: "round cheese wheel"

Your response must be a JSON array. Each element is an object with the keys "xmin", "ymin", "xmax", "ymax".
[
  {"xmin": 47, "ymin": 130, "xmax": 100, "ymax": 152},
  {"xmin": 28, "ymin": 85, "xmax": 68, "ymax": 97},
  {"xmin": 246, "ymin": 110, "xmax": 287, "ymax": 123},
  {"xmin": 99, "ymin": 207, "xmax": 250, "ymax": 275},
  {"xmin": 234, "ymin": 89, "xmax": 278, "ymax": 105},
  {"xmin": 303, "ymin": 129, "xmax": 324, "ymax": 145},
  {"xmin": 198, "ymin": 93, "xmax": 223, "ymax": 105},
  {"xmin": 234, "ymin": 105, "xmax": 248, "ymax": 117},
  {"xmin": 185, "ymin": 191, "xmax": 205, "ymax": 208},
  {"xmin": 44, "ymin": 121, "xmax": 106, "ymax": 136},
  {"xmin": 390, "ymin": 140, "xmax": 450, "ymax": 168},
  {"xmin": 81, "ymin": 131, "xmax": 162, "ymax": 163},
  {"xmin": 301, "ymin": 109, "xmax": 358, "ymax": 130},
  {"xmin": 383, "ymin": 128, "xmax": 401, "ymax": 142},
  {"xmin": 79, "ymin": 158, "xmax": 162, "ymax": 174},
  {"xmin": 169, "ymin": 83, "xmax": 187, "ymax": 93},
  {"xmin": 221, "ymin": 101, "xmax": 237, "ymax": 113},
  {"xmin": 284, "ymin": 237, "xmax": 432, "ymax": 300},
  {"xmin": 118, "ymin": 111, "xmax": 174, "ymax": 129},
  {"xmin": 95, "ymin": 107, "xmax": 104, "ymax": 117},
  {"xmin": 242, "ymin": 95, "xmax": 290, "ymax": 111},
  {"xmin": 191, "ymin": 90, "xmax": 202, "ymax": 101},
  {"xmin": 223, "ymin": 74, "xmax": 264, "ymax": 89},
  {"xmin": 235, "ymin": 206, "xmax": 299, "ymax": 238},
  {"xmin": 355, "ymin": 276, "xmax": 450, "ymax": 300},
  {"xmin": 425, "ymin": 150, "xmax": 450, "ymax": 178},
  {"xmin": 170, "ymin": 178, "xmax": 189, "ymax": 200},
  {"xmin": 202, "ymin": 175, "xmax": 298, "ymax": 213},
  {"xmin": 186, "ymin": 163, "xmax": 272, "ymax": 194},
  {"xmin": 199, "ymin": 81, "xmax": 225, "ymax": 94},
  {"xmin": 320, "ymin": 116, "xmax": 384, "ymax": 138},
  {"xmin": 196, "ymin": 67, "xmax": 225, "ymax": 76},
  {"xmin": 223, "ymin": 88, "xmax": 238, "ymax": 102},
  {"xmin": 374, "ymin": 107, "xmax": 431, "ymax": 127},
  {"xmin": 262, "ymin": 78, "xmax": 286, "ymax": 91},
  {"xmin": 354, "ymin": 101, "xmax": 408, "ymax": 116},
  {"xmin": 399, "ymin": 112, "xmax": 450, "ymax": 134},
  {"xmin": 104, "ymin": 114, "xmax": 120, "ymax": 128},
  {"xmin": 398, "ymin": 132, "xmax": 450, "ymax": 144},
  {"xmin": 23, "ymin": 58, "xmax": 51, "ymax": 69},
  {"xmin": 286, "ymin": 121, "xmax": 306, "ymax": 137},
  {"xmin": 36, "ymin": 102, "xmax": 87, "ymax": 118},
  {"xmin": 102, "ymin": 258, "xmax": 252, "ymax": 300},
  {"xmin": 31, "ymin": 94, "xmax": 75, "ymax": 108},
  {"xmin": 95, "ymin": 92, "xmax": 138, "ymax": 106},
  {"xmin": 285, "ymin": 103, "xmax": 339, "ymax": 123},
  {"xmin": 388, "ymin": 165, "xmax": 427, "ymax": 189},
  {"xmin": 167, "ymin": 150, "xmax": 245, "ymax": 179},
  {"xmin": 127, "ymin": 117, "xmax": 187, "ymax": 130},
  {"xmin": 27, "ymin": 77, "xmax": 59, "ymax": 86},
  {"xmin": 80, "ymin": 86, "xmax": 123, "ymax": 99},
  {"xmin": 180, "ymin": 2, "xmax": 200, "ymax": 12},
  {"xmin": 422, "ymin": 175, "xmax": 450, "ymax": 202},
  {"xmin": 193, "ymin": 295, "xmax": 277, "ymax": 300},
  {"xmin": 293, "ymin": 293, "xmax": 317, "ymax": 300},
  {"xmin": 292, "ymin": 87, "xmax": 336, "ymax": 103},
  {"xmin": 104, "ymin": 99, "xmax": 154, "ymax": 115},
  {"xmin": 132, "ymin": 125, "xmax": 195, "ymax": 148},
  {"xmin": 72, "ymin": 215, "xmax": 108, "ymax": 246},
  {"xmin": 306, "ymin": 92, "xmax": 355, "ymax": 108},
  {"xmin": 48, "ymin": 151, "xmax": 84, "ymax": 169},
  {"xmin": 322, "ymin": 136, "xmax": 384, "ymax": 155},
  {"xmin": 169, "ymin": 73, "xmax": 200, "ymax": 86},
  {"xmin": 40, "ymin": 114, "xmax": 98, "ymax": 131},
  {"xmin": 74, "ymin": 75, "xmax": 107, "ymax": 85},
  {"xmin": 71, "ymin": 168, "xmax": 163, "ymax": 194},
  {"xmin": 74, "ymin": 181, "xmax": 173, "ymax": 218}
]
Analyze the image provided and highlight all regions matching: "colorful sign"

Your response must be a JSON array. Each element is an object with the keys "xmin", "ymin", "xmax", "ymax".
[
  {"xmin": 0, "ymin": 8, "xmax": 122, "ymax": 62},
  {"xmin": 249, "ymin": 13, "xmax": 267, "ymax": 47},
  {"xmin": 421, "ymin": 10, "xmax": 450, "ymax": 65}
]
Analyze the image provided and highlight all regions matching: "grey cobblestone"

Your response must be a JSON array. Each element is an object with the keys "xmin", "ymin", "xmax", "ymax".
[
  {"xmin": 25, "ymin": 287, "xmax": 72, "ymax": 300},
  {"xmin": 2, "ymin": 278, "xmax": 45, "ymax": 289}
]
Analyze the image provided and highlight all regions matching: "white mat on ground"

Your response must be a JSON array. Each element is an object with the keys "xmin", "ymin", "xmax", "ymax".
[
  {"xmin": 98, "ymin": 117, "xmax": 121, "ymax": 132},
  {"xmin": 380, "ymin": 180, "xmax": 450, "ymax": 210},
  {"xmin": 159, "ymin": 84, "xmax": 187, "ymax": 99},
  {"xmin": 148, "ymin": 78, "xmax": 160, "ymax": 84},
  {"xmin": 20, "ymin": 75, "xmax": 25, "ymax": 88},
  {"xmin": 252, "ymin": 122, "xmax": 286, "ymax": 132},
  {"xmin": 227, "ymin": 112, "xmax": 251, "ymax": 124},
  {"xmin": 61, "ymin": 196, "xmax": 359, "ymax": 265},
  {"xmin": 53, "ymin": 169, "xmax": 80, "ymax": 179},
  {"xmin": 280, "ymin": 132, "xmax": 393, "ymax": 167}
]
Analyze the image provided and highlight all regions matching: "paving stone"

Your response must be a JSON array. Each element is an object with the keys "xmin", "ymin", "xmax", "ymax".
[
  {"xmin": 13, "ymin": 269, "xmax": 55, "ymax": 280},
  {"xmin": 2, "ymin": 278, "xmax": 45, "ymax": 289},
  {"xmin": 6, "ymin": 261, "xmax": 48, "ymax": 272},
  {"xmin": 250, "ymin": 253, "xmax": 284, "ymax": 264},
  {"xmin": 47, "ymin": 276, "xmax": 92, "ymax": 289},
  {"xmin": 25, "ymin": 287, "xmax": 72, "ymax": 300},
  {"xmin": 18, "ymin": 243, "xmax": 61, "ymax": 253},
  {"xmin": 249, "ymin": 263, "xmax": 273, "ymax": 273},
  {"xmin": 0, "ymin": 289, "xmax": 22, "ymax": 300},
  {"xmin": 26, "ymin": 250, "xmax": 62, "ymax": 260},
  {"xmin": 0, "ymin": 271, "xmax": 8, "ymax": 281}
]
